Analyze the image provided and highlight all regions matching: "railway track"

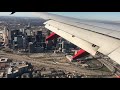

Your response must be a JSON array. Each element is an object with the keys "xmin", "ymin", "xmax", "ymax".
[{"xmin": 94, "ymin": 53, "xmax": 120, "ymax": 78}]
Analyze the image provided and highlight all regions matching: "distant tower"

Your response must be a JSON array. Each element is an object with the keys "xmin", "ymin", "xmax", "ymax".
[
  {"xmin": 26, "ymin": 23, "xmax": 31, "ymax": 29},
  {"xmin": 3, "ymin": 26, "xmax": 9, "ymax": 46}
]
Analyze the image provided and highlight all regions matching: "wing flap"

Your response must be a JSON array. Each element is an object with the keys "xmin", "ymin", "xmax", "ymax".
[{"xmin": 108, "ymin": 47, "xmax": 120, "ymax": 64}]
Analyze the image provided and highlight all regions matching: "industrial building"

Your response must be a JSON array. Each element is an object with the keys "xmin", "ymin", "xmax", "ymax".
[{"xmin": 0, "ymin": 58, "xmax": 33, "ymax": 78}]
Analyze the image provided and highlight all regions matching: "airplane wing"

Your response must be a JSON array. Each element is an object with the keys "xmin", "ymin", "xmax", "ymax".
[{"xmin": 33, "ymin": 12, "xmax": 120, "ymax": 65}]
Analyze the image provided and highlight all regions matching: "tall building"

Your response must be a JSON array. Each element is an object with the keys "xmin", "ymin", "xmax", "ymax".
[{"xmin": 0, "ymin": 26, "xmax": 9, "ymax": 46}]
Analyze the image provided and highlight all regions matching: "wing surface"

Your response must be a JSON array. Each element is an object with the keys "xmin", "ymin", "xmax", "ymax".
[{"xmin": 33, "ymin": 12, "xmax": 120, "ymax": 64}]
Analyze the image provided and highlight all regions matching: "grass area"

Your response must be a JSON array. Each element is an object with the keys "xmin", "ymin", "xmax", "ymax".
[{"xmin": 99, "ymin": 65, "xmax": 111, "ymax": 72}]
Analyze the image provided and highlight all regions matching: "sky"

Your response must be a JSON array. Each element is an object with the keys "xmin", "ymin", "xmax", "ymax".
[{"xmin": 0, "ymin": 12, "xmax": 120, "ymax": 21}]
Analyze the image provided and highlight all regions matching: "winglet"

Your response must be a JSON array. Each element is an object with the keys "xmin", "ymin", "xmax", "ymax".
[{"xmin": 10, "ymin": 12, "xmax": 15, "ymax": 15}]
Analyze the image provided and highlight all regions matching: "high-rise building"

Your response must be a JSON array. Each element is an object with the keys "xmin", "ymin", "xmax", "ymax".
[{"xmin": 0, "ymin": 26, "xmax": 9, "ymax": 46}]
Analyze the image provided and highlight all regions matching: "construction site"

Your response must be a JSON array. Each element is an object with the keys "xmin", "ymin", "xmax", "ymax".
[{"xmin": 0, "ymin": 16, "xmax": 119, "ymax": 78}]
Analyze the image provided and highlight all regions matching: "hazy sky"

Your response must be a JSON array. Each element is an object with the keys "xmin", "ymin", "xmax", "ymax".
[{"xmin": 1, "ymin": 12, "xmax": 120, "ymax": 21}]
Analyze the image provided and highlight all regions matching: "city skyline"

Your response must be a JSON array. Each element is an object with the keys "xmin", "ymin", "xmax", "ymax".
[{"xmin": 0, "ymin": 12, "xmax": 120, "ymax": 21}]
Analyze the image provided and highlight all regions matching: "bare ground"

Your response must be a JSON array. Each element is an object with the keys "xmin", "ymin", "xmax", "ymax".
[{"xmin": 0, "ymin": 51, "xmax": 114, "ymax": 77}]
